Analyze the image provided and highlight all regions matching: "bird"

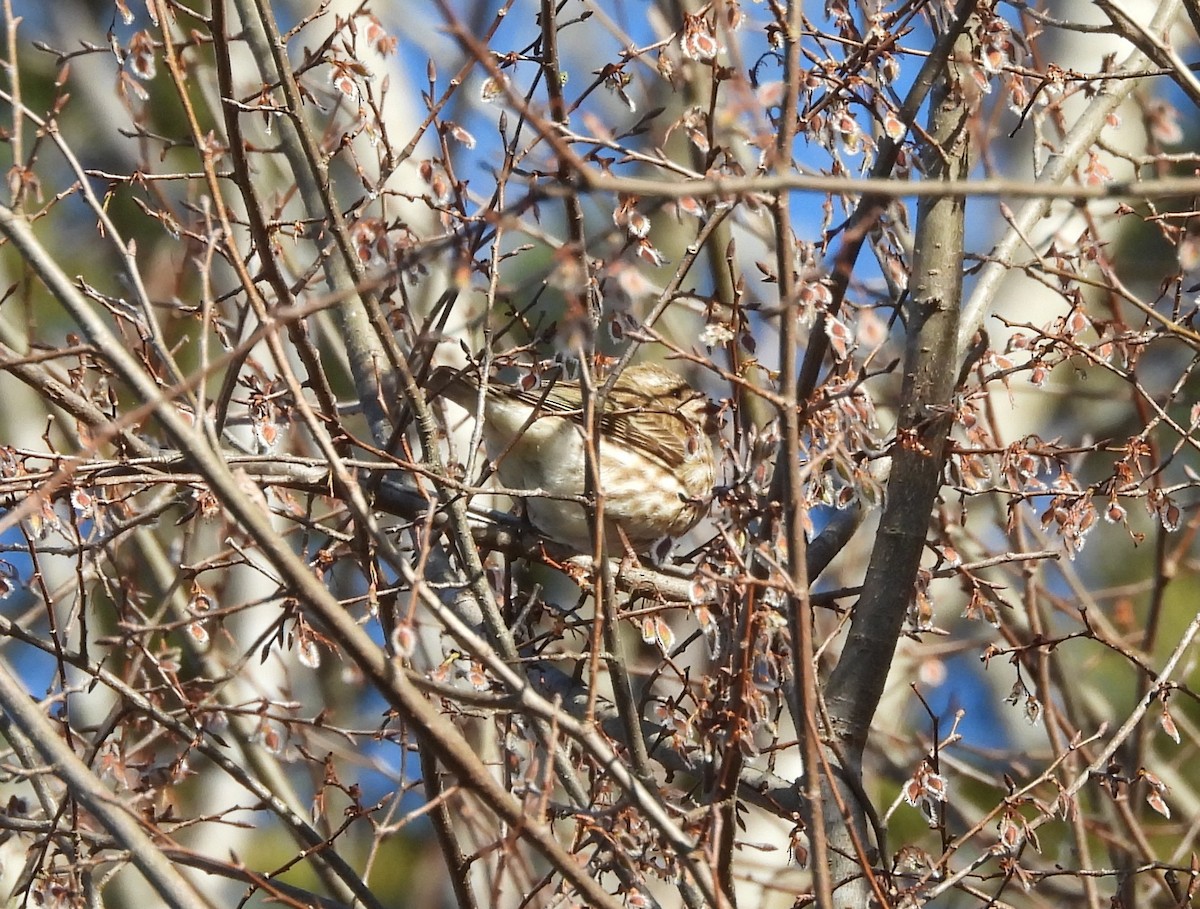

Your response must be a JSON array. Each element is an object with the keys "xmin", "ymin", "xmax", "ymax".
[{"xmin": 430, "ymin": 362, "xmax": 716, "ymax": 553}]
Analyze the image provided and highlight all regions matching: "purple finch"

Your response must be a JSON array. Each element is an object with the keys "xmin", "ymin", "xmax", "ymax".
[{"xmin": 432, "ymin": 363, "xmax": 715, "ymax": 553}]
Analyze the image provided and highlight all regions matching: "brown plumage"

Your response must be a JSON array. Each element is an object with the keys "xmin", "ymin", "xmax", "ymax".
[{"xmin": 431, "ymin": 363, "xmax": 716, "ymax": 552}]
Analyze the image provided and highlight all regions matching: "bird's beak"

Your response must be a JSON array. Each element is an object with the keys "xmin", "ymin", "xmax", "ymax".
[{"xmin": 699, "ymin": 399, "xmax": 723, "ymax": 435}]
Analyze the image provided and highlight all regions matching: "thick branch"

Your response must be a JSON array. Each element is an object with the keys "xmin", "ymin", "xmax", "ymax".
[{"xmin": 824, "ymin": 24, "xmax": 974, "ymax": 763}]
